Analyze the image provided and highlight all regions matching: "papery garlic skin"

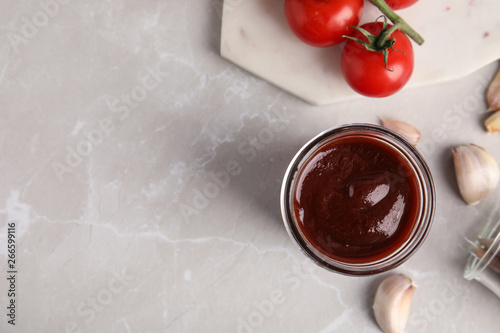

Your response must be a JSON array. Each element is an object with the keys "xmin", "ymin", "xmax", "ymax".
[
  {"xmin": 485, "ymin": 110, "xmax": 500, "ymax": 133},
  {"xmin": 452, "ymin": 144, "xmax": 499, "ymax": 205},
  {"xmin": 486, "ymin": 66, "xmax": 500, "ymax": 112},
  {"xmin": 381, "ymin": 118, "xmax": 421, "ymax": 146},
  {"xmin": 373, "ymin": 274, "xmax": 416, "ymax": 333}
]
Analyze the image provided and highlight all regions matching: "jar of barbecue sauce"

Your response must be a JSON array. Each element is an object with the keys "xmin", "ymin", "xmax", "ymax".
[{"xmin": 281, "ymin": 124, "xmax": 435, "ymax": 276}]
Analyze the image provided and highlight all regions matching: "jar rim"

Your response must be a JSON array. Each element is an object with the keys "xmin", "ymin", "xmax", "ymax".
[{"xmin": 280, "ymin": 123, "xmax": 436, "ymax": 276}]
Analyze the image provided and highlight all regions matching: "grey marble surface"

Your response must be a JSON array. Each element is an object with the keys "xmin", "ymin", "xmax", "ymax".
[{"xmin": 0, "ymin": 1, "xmax": 499, "ymax": 332}]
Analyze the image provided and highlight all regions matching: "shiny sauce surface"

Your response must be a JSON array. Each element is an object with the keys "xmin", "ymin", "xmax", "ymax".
[{"xmin": 294, "ymin": 137, "xmax": 419, "ymax": 263}]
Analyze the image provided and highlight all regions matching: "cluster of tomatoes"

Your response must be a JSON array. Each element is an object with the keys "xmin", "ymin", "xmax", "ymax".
[{"xmin": 284, "ymin": 0, "xmax": 419, "ymax": 97}]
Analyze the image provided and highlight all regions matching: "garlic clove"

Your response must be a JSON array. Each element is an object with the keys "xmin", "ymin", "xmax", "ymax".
[
  {"xmin": 373, "ymin": 274, "xmax": 416, "ymax": 333},
  {"xmin": 381, "ymin": 118, "xmax": 421, "ymax": 146},
  {"xmin": 452, "ymin": 144, "xmax": 499, "ymax": 205},
  {"xmin": 485, "ymin": 110, "xmax": 500, "ymax": 133},
  {"xmin": 486, "ymin": 66, "xmax": 500, "ymax": 112}
]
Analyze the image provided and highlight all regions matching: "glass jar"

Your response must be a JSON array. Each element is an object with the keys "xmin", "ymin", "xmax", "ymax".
[
  {"xmin": 464, "ymin": 210, "xmax": 500, "ymax": 298},
  {"xmin": 280, "ymin": 123, "xmax": 436, "ymax": 276}
]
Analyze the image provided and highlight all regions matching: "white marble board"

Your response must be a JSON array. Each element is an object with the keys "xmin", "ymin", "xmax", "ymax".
[{"xmin": 221, "ymin": 0, "xmax": 500, "ymax": 105}]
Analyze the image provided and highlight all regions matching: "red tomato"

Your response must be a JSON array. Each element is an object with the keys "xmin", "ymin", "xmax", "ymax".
[
  {"xmin": 385, "ymin": 0, "xmax": 418, "ymax": 10},
  {"xmin": 284, "ymin": 0, "xmax": 364, "ymax": 47},
  {"xmin": 341, "ymin": 21, "xmax": 414, "ymax": 97}
]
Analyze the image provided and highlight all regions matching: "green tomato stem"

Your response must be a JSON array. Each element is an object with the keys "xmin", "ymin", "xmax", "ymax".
[
  {"xmin": 369, "ymin": 0, "xmax": 424, "ymax": 45},
  {"xmin": 376, "ymin": 22, "xmax": 400, "ymax": 49}
]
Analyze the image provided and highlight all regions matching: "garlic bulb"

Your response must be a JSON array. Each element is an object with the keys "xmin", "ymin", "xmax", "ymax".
[
  {"xmin": 452, "ymin": 144, "xmax": 499, "ymax": 205},
  {"xmin": 486, "ymin": 66, "xmax": 500, "ymax": 112},
  {"xmin": 373, "ymin": 274, "xmax": 416, "ymax": 333},
  {"xmin": 485, "ymin": 110, "xmax": 500, "ymax": 133},
  {"xmin": 381, "ymin": 118, "xmax": 421, "ymax": 146}
]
